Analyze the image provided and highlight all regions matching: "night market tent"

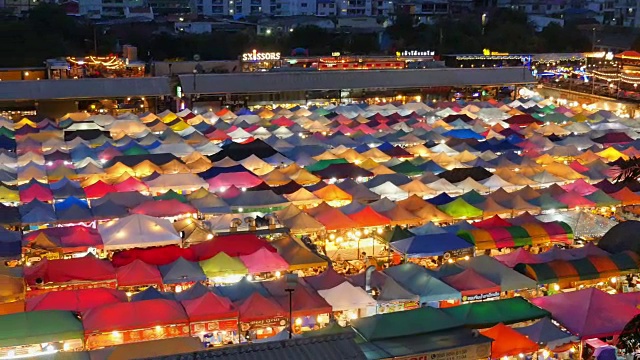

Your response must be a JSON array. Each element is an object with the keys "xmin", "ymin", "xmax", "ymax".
[
  {"xmin": 383, "ymin": 263, "xmax": 461, "ymax": 304},
  {"xmin": 270, "ymin": 235, "xmax": 327, "ymax": 270},
  {"xmin": 98, "ymin": 214, "xmax": 182, "ymax": 250},
  {"xmin": 239, "ymin": 247, "xmax": 289, "ymax": 274},
  {"xmin": 516, "ymin": 251, "xmax": 639, "ymax": 284},
  {"xmin": 198, "ymin": 252, "xmax": 248, "ymax": 278},
  {"xmin": 380, "ymin": 205, "xmax": 422, "ymax": 226},
  {"xmin": 115, "ymin": 259, "xmax": 162, "ymax": 287},
  {"xmin": 537, "ymin": 210, "xmax": 617, "ymax": 240},
  {"xmin": 452, "ymin": 255, "xmax": 537, "ymax": 291},
  {"xmin": 390, "ymin": 233, "xmax": 474, "ymax": 258},
  {"xmin": 25, "ymin": 255, "xmax": 115, "ymax": 286},
  {"xmin": 262, "ymin": 278, "xmax": 333, "ymax": 318},
  {"xmin": 349, "ymin": 270, "xmax": 418, "ymax": 303},
  {"xmin": 82, "ymin": 299, "xmax": 189, "ymax": 335},
  {"xmin": 282, "ymin": 211, "xmax": 326, "ymax": 234},
  {"xmin": 480, "ymin": 323, "xmax": 539, "ymax": 358},
  {"xmin": 26, "ymin": 288, "xmax": 127, "ymax": 313},
  {"xmin": 236, "ymin": 292, "xmax": 286, "ymax": 323},
  {"xmin": 181, "ymin": 292, "xmax": 238, "ymax": 324},
  {"xmin": 351, "ymin": 306, "xmax": 464, "ymax": 341},
  {"xmin": 441, "ymin": 297, "xmax": 550, "ymax": 328},
  {"xmin": 441, "ymin": 268, "xmax": 501, "ymax": 298},
  {"xmin": 190, "ymin": 233, "xmax": 276, "ymax": 259},
  {"xmin": 437, "ymin": 198, "xmax": 483, "ymax": 219},
  {"xmin": 0, "ymin": 228, "xmax": 21, "ymax": 257},
  {"xmin": 130, "ymin": 199, "xmax": 197, "ymax": 217},
  {"xmin": 347, "ymin": 206, "xmax": 391, "ymax": 228},
  {"xmin": 145, "ymin": 173, "xmax": 209, "ymax": 193},
  {"xmin": 457, "ymin": 221, "xmax": 574, "ymax": 250},
  {"xmin": 313, "ymin": 207, "xmax": 357, "ymax": 231},
  {"xmin": 531, "ymin": 288, "xmax": 640, "ymax": 339},
  {"xmin": 159, "ymin": 257, "xmax": 207, "ymax": 284},
  {"xmin": 0, "ymin": 310, "xmax": 84, "ymax": 347},
  {"xmin": 515, "ymin": 317, "xmax": 578, "ymax": 350},
  {"xmin": 316, "ymin": 281, "xmax": 376, "ymax": 311}
]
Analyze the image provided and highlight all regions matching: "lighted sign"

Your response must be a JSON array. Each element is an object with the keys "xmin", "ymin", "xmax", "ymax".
[
  {"xmin": 482, "ymin": 49, "xmax": 510, "ymax": 56},
  {"xmin": 242, "ymin": 50, "xmax": 281, "ymax": 61},
  {"xmin": 332, "ymin": 52, "xmax": 341, "ymax": 57},
  {"xmin": 397, "ymin": 50, "xmax": 435, "ymax": 57}
]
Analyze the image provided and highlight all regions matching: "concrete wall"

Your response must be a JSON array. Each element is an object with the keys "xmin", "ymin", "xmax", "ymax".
[
  {"xmin": 152, "ymin": 61, "xmax": 241, "ymax": 76},
  {"xmin": 36, "ymin": 100, "xmax": 79, "ymax": 119}
]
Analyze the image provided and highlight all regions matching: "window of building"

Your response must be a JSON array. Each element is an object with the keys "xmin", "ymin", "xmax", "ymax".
[{"xmin": 301, "ymin": 2, "xmax": 307, "ymax": 6}]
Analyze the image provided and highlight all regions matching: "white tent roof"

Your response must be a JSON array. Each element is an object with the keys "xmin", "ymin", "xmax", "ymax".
[
  {"xmin": 98, "ymin": 214, "xmax": 182, "ymax": 250},
  {"xmin": 146, "ymin": 173, "xmax": 209, "ymax": 192},
  {"xmin": 317, "ymin": 281, "xmax": 377, "ymax": 311}
]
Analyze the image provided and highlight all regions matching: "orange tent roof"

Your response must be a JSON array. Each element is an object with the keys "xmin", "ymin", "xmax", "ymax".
[
  {"xmin": 312, "ymin": 184, "xmax": 353, "ymax": 203},
  {"xmin": 481, "ymin": 323, "xmax": 539, "ymax": 358},
  {"xmin": 314, "ymin": 208, "xmax": 355, "ymax": 231},
  {"xmin": 610, "ymin": 187, "xmax": 640, "ymax": 206},
  {"xmin": 347, "ymin": 206, "xmax": 391, "ymax": 228}
]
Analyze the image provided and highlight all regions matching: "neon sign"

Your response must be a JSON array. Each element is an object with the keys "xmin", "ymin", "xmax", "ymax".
[
  {"xmin": 242, "ymin": 50, "xmax": 281, "ymax": 61},
  {"xmin": 397, "ymin": 50, "xmax": 435, "ymax": 57}
]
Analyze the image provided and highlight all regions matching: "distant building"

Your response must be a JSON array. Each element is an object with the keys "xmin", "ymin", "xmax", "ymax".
[{"xmin": 257, "ymin": 16, "xmax": 335, "ymax": 35}]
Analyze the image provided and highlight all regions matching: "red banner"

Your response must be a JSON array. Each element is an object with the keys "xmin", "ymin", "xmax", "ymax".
[
  {"xmin": 85, "ymin": 324, "xmax": 191, "ymax": 350},
  {"xmin": 190, "ymin": 319, "xmax": 238, "ymax": 335}
]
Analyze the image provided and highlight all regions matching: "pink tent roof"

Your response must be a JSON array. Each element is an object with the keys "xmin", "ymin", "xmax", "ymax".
[
  {"xmin": 531, "ymin": 288, "xmax": 640, "ymax": 339},
  {"xmin": 239, "ymin": 247, "xmax": 289, "ymax": 274},
  {"xmin": 494, "ymin": 248, "xmax": 540, "ymax": 268},
  {"xmin": 130, "ymin": 199, "xmax": 197, "ymax": 217},
  {"xmin": 473, "ymin": 215, "xmax": 512, "ymax": 229},
  {"xmin": 271, "ymin": 117, "xmax": 295, "ymax": 127},
  {"xmin": 441, "ymin": 268, "xmax": 501, "ymax": 296},
  {"xmin": 207, "ymin": 172, "xmax": 262, "ymax": 189},
  {"xmin": 569, "ymin": 161, "xmax": 590, "ymax": 174},
  {"xmin": 561, "ymin": 179, "xmax": 598, "ymax": 196},
  {"xmin": 115, "ymin": 259, "xmax": 162, "ymax": 287},
  {"xmin": 26, "ymin": 288, "xmax": 127, "ymax": 313},
  {"xmin": 554, "ymin": 190, "xmax": 596, "ymax": 209},
  {"xmin": 23, "ymin": 225, "xmax": 102, "ymax": 250},
  {"xmin": 113, "ymin": 176, "xmax": 149, "ymax": 192}
]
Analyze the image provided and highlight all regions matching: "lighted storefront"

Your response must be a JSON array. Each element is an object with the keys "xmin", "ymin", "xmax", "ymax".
[{"xmin": 46, "ymin": 56, "xmax": 145, "ymax": 79}]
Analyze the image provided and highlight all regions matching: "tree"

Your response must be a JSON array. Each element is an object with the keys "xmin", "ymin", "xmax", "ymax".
[
  {"xmin": 617, "ymin": 314, "xmax": 640, "ymax": 355},
  {"xmin": 612, "ymin": 157, "xmax": 640, "ymax": 184}
]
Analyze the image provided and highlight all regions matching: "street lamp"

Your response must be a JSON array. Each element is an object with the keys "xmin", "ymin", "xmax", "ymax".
[{"xmin": 284, "ymin": 273, "xmax": 298, "ymax": 339}]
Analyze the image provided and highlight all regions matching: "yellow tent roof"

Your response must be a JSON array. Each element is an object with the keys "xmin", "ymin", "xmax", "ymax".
[
  {"xmin": 160, "ymin": 112, "xmax": 178, "ymax": 123},
  {"xmin": 261, "ymin": 169, "xmax": 291, "ymax": 186},
  {"xmin": 360, "ymin": 148, "xmax": 391, "ymax": 162},
  {"xmin": 283, "ymin": 187, "xmax": 322, "ymax": 207},
  {"xmin": 160, "ymin": 160, "xmax": 191, "ymax": 174},
  {"xmin": 596, "ymin": 147, "xmax": 629, "ymax": 162},
  {"xmin": 105, "ymin": 162, "xmax": 135, "ymax": 177},
  {"xmin": 169, "ymin": 121, "xmax": 190, "ymax": 132},
  {"xmin": 370, "ymin": 165, "xmax": 396, "ymax": 176},
  {"xmin": 313, "ymin": 184, "xmax": 352, "ymax": 203},
  {"xmin": 313, "ymin": 151, "xmax": 339, "ymax": 161},
  {"xmin": 291, "ymin": 169, "xmax": 321, "ymax": 185},
  {"xmin": 358, "ymin": 158, "xmax": 380, "ymax": 170},
  {"xmin": 0, "ymin": 187, "xmax": 19, "ymax": 202},
  {"xmin": 132, "ymin": 160, "xmax": 163, "ymax": 177}
]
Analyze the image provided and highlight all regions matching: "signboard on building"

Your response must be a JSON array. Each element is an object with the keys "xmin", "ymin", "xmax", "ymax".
[
  {"xmin": 397, "ymin": 50, "xmax": 435, "ymax": 57},
  {"xmin": 242, "ymin": 50, "xmax": 281, "ymax": 62},
  {"xmin": 390, "ymin": 343, "xmax": 492, "ymax": 360}
]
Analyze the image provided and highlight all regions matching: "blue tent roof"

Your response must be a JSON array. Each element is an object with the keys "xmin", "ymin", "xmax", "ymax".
[
  {"xmin": 0, "ymin": 228, "xmax": 21, "ymax": 257},
  {"xmin": 215, "ymin": 277, "xmax": 268, "ymax": 302},
  {"xmin": 131, "ymin": 286, "xmax": 176, "ymax": 302},
  {"xmin": 442, "ymin": 129, "xmax": 484, "ymax": 140},
  {"xmin": 158, "ymin": 257, "xmax": 207, "ymax": 284},
  {"xmin": 390, "ymin": 233, "xmax": 474, "ymax": 258},
  {"xmin": 426, "ymin": 193, "xmax": 454, "ymax": 206}
]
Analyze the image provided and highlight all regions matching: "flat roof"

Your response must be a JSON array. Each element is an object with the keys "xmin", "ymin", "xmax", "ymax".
[
  {"xmin": 0, "ymin": 77, "xmax": 171, "ymax": 101},
  {"xmin": 178, "ymin": 67, "xmax": 536, "ymax": 95}
]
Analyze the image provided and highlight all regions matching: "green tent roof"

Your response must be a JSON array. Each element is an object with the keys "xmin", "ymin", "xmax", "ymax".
[
  {"xmin": 154, "ymin": 189, "xmax": 188, "ymax": 203},
  {"xmin": 0, "ymin": 310, "xmax": 83, "ymax": 347},
  {"xmin": 437, "ymin": 198, "xmax": 483, "ymax": 219},
  {"xmin": 306, "ymin": 158, "xmax": 349, "ymax": 172},
  {"xmin": 122, "ymin": 145, "xmax": 150, "ymax": 156},
  {"xmin": 199, "ymin": 252, "xmax": 248, "ymax": 278},
  {"xmin": 0, "ymin": 127, "xmax": 15, "ymax": 139},
  {"xmin": 460, "ymin": 190, "xmax": 486, "ymax": 205},
  {"xmin": 530, "ymin": 193, "xmax": 568, "ymax": 211},
  {"xmin": 351, "ymin": 307, "xmax": 464, "ymax": 341},
  {"xmin": 383, "ymin": 225, "xmax": 413, "ymax": 243},
  {"xmin": 585, "ymin": 190, "xmax": 621, "ymax": 207},
  {"xmin": 389, "ymin": 161, "xmax": 422, "ymax": 176},
  {"xmin": 441, "ymin": 297, "xmax": 549, "ymax": 328}
]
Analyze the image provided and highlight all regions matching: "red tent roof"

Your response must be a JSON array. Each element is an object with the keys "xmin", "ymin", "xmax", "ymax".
[
  {"xmin": 25, "ymin": 255, "xmax": 116, "ymax": 285},
  {"xmin": 347, "ymin": 206, "xmax": 391, "ymax": 228},
  {"xmin": 181, "ymin": 292, "xmax": 238, "ymax": 322},
  {"xmin": 505, "ymin": 114, "xmax": 543, "ymax": 126},
  {"xmin": 130, "ymin": 199, "xmax": 197, "ymax": 217},
  {"xmin": 441, "ymin": 268, "xmax": 501, "ymax": 296},
  {"xmin": 83, "ymin": 180, "xmax": 117, "ymax": 199},
  {"xmin": 19, "ymin": 184, "xmax": 53, "ymax": 202},
  {"xmin": 236, "ymin": 292, "xmax": 286, "ymax": 323},
  {"xmin": 113, "ymin": 176, "xmax": 149, "ymax": 192},
  {"xmin": 205, "ymin": 129, "xmax": 230, "ymax": 141},
  {"xmin": 271, "ymin": 117, "xmax": 295, "ymax": 127},
  {"xmin": 481, "ymin": 323, "xmax": 539, "ymax": 358},
  {"xmin": 314, "ymin": 208, "xmax": 355, "ymax": 231},
  {"xmin": 82, "ymin": 299, "xmax": 189, "ymax": 333},
  {"xmin": 263, "ymin": 280, "xmax": 333, "ymax": 317},
  {"xmin": 111, "ymin": 245, "xmax": 197, "ymax": 267},
  {"xmin": 616, "ymin": 50, "xmax": 640, "ymax": 59},
  {"xmin": 473, "ymin": 215, "xmax": 512, "ymax": 229},
  {"xmin": 191, "ymin": 234, "xmax": 276, "ymax": 261},
  {"xmin": 610, "ymin": 187, "xmax": 640, "ymax": 206},
  {"xmin": 115, "ymin": 259, "xmax": 162, "ymax": 287},
  {"xmin": 568, "ymin": 160, "xmax": 589, "ymax": 174},
  {"xmin": 26, "ymin": 288, "xmax": 127, "ymax": 313}
]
